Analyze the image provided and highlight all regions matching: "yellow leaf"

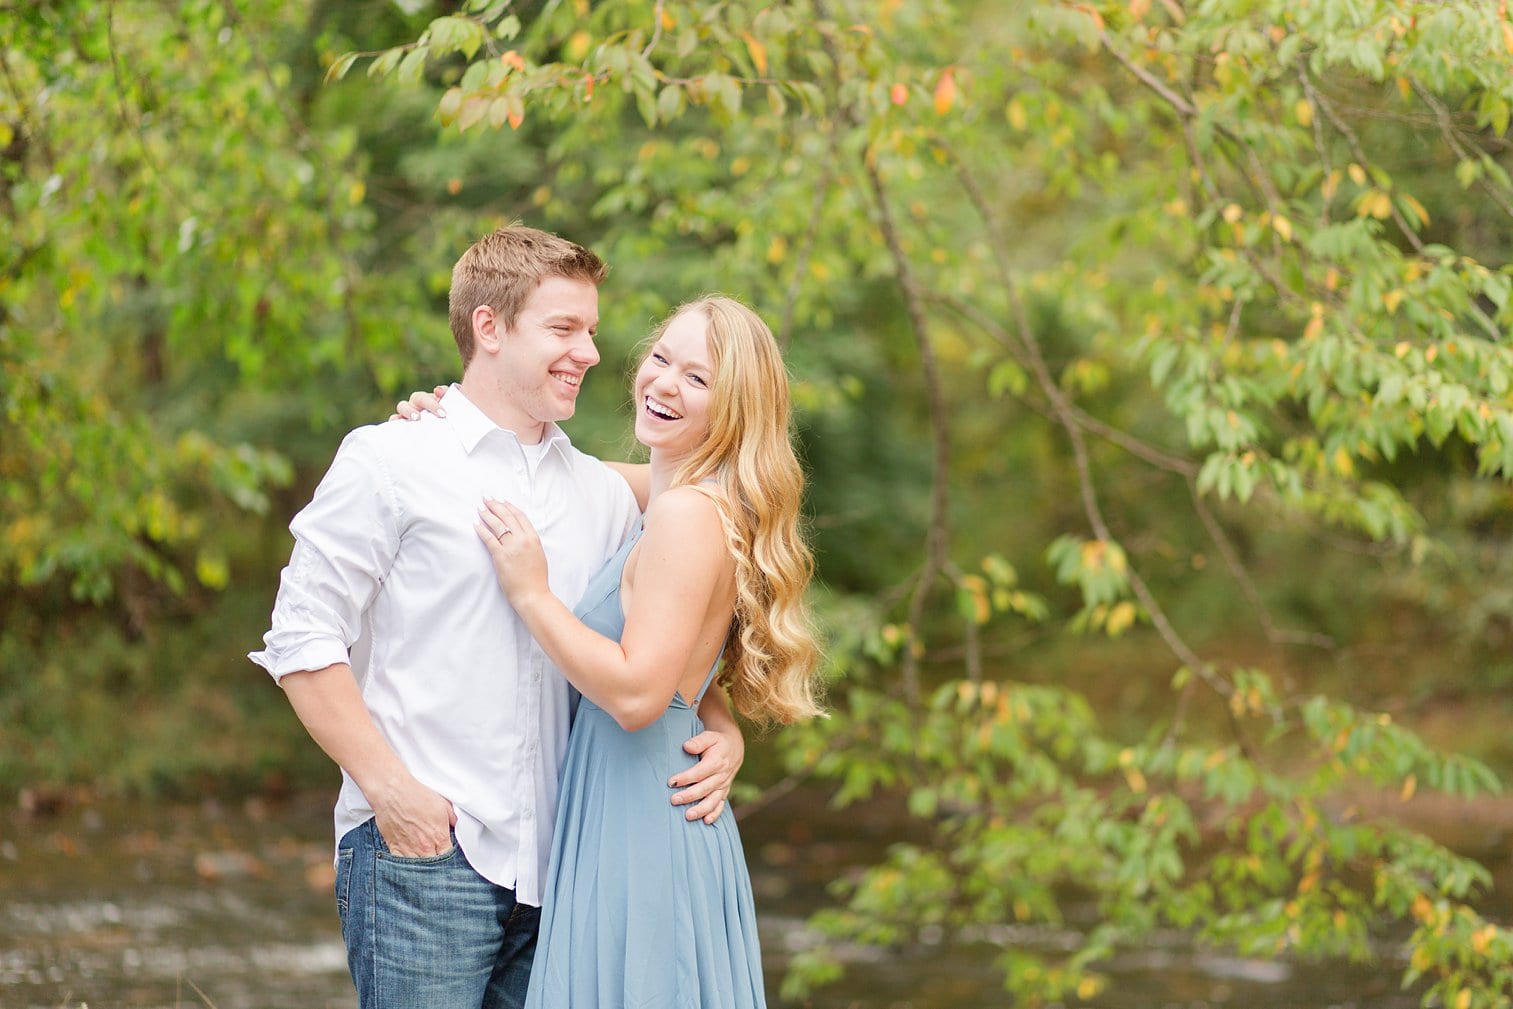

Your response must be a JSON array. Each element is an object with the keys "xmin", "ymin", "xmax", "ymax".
[
  {"xmin": 1395, "ymin": 341, "xmax": 1411, "ymax": 358},
  {"xmin": 348, "ymin": 181, "xmax": 366, "ymax": 206},
  {"xmin": 1383, "ymin": 289, "xmax": 1404, "ymax": 314},
  {"xmin": 565, "ymin": 31, "xmax": 591, "ymax": 62},
  {"xmin": 933, "ymin": 67, "xmax": 957, "ymax": 116},
  {"xmin": 766, "ymin": 236, "xmax": 787, "ymax": 264},
  {"xmin": 1006, "ymin": 97, "xmax": 1027, "ymax": 130},
  {"xmin": 1295, "ymin": 99, "xmax": 1313, "ymax": 127},
  {"xmin": 1303, "ymin": 305, "xmax": 1324, "ymax": 341},
  {"xmin": 1077, "ymin": 976, "xmax": 1103, "ymax": 1000},
  {"xmin": 1455, "ymin": 989, "xmax": 1471, "ymax": 1009},
  {"xmin": 1322, "ymin": 169, "xmax": 1340, "ymax": 200},
  {"xmin": 1504, "ymin": 21, "xmax": 1513, "ymax": 54},
  {"xmin": 1222, "ymin": 202, "xmax": 1243, "ymax": 223},
  {"xmin": 195, "ymin": 551, "xmax": 230, "ymax": 590},
  {"xmin": 1272, "ymin": 215, "xmax": 1293, "ymax": 241},
  {"xmin": 1334, "ymin": 447, "xmax": 1354, "ymax": 476},
  {"xmin": 891, "ymin": 82, "xmax": 908, "ymax": 106},
  {"xmin": 742, "ymin": 32, "xmax": 768, "ymax": 76},
  {"xmin": 1473, "ymin": 924, "xmax": 1498, "ymax": 954},
  {"xmin": 1129, "ymin": 0, "xmax": 1151, "ymax": 19},
  {"xmin": 1402, "ymin": 193, "xmax": 1430, "ymax": 225},
  {"xmin": 1106, "ymin": 600, "xmax": 1136, "ymax": 636},
  {"xmin": 660, "ymin": 7, "xmax": 676, "ymax": 30},
  {"xmin": 1348, "ymin": 163, "xmax": 1366, "ymax": 185}
]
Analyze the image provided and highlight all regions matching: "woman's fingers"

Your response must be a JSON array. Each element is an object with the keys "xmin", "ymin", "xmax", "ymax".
[
  {"xmin": 407, "ymin": 390, "xmax": 444, "ymax": 417},
  {"xmin": 473, "ymin": 520, "xmax": 502, "ymax": 554},
  {"xmin": 484, "ymin": 498, "xmax": 537, "ymax": 540},
  {"xmin": 475, "ymin": 506, "xmax": 511, "ymax": 543}
]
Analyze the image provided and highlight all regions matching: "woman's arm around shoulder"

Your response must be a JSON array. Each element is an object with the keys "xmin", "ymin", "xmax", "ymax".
[{"xmin": 603, "ymin": 461, "xmax": 651, "ymax": 512}]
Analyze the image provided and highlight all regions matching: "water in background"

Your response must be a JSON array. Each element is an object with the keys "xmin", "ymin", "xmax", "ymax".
[{"xmin": 0, "ymin": 787, "xmax": 1496, "ymax": 1009}]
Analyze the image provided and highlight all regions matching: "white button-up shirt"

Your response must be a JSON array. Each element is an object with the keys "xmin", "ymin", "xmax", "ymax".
[{"xmin": 249, "ymin": 386, "xmax": 639, "ymax": 904}]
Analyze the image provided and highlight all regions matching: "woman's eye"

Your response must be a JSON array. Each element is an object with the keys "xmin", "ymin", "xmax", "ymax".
[
  {"xmin": 652, "ymin": 353, "xmax": 668, "ymax": 364},
  {"xmin": 689, "ymin": 375, "xmax": 707, "ymax": 387}
]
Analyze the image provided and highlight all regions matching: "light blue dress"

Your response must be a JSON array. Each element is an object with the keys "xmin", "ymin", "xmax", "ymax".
[{"xmin": 524, "ymin": 527, "xmax": 767, "ymax": 1009}]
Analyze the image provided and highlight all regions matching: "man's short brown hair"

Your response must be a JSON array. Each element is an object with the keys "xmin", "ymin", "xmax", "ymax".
[{"xmin": 448, "ymin": 226, "xmax": 609, "ymax": 366}]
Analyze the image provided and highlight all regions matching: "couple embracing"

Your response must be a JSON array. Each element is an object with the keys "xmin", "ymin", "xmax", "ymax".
[{"xmin": 250, "ymin": 225, "xmax": 822, "ymax": 1008}]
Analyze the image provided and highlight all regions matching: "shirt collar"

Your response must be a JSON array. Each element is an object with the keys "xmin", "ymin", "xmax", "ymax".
[{"xmin": 442, "ymin": 384, "xmax": 574, "ymax": 461}]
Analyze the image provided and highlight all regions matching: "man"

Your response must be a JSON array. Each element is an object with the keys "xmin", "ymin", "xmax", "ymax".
[{"xmin": 250, "ymin": 226, "xmax": 743, "ymax": 1008}]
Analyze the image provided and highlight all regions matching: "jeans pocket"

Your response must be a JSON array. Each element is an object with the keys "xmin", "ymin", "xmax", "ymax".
[
  {"xmin": 372, "ymin": 822, "xmax": 457, "ymax": 864},
  {"xmin": 335, "ymin": 846, "xmax": 354, "ymax": 915},
  {"xmin": 378, "ymin": 846, "xmax": 458, "ymax": 865}
]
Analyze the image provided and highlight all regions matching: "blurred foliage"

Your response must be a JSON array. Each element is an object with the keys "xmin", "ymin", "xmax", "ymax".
[{"xmin": 10, "ymin": 0, "xmax": 1513, "ymax": 1004}]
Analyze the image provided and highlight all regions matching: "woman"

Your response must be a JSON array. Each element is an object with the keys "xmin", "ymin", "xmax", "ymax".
[{"xmin": 424, "ymin": 296, "xmax": 822, "ymax": 1006}]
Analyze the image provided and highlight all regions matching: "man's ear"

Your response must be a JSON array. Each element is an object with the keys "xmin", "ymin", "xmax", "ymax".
[{"xmin": 473, "ymin": 304, "xmax": 504, "ymax": 354}]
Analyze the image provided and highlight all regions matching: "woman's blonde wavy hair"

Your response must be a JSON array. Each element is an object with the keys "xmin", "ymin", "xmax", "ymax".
[{"xmin": 642, "ymin": 296, "xmax": 823, "ymax": 725}]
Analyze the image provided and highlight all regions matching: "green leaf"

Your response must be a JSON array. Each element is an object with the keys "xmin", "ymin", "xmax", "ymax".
[{"xmin": 325, "ymin": 51, "xmax": 359, "ymax": 84}]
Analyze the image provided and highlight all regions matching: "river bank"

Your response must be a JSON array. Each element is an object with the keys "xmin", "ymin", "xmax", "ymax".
[{"xmin": 5, "ymin": 781, "xmax": 1508, "ymax": 1009}]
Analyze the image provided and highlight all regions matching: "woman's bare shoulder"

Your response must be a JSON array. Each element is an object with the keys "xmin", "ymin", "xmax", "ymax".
[{"xmin": 644, "ymin": 484, "xmax": 726, "ymax": 531}]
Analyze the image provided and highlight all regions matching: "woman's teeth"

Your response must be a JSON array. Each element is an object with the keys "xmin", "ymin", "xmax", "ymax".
[{"xmin": 645, "ymin": 397, "xmax": 681, "ymax": 420}]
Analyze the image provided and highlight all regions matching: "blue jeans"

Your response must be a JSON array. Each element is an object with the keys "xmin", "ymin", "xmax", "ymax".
[{"xmin": 335, "ymin": 819, "xmax": 540, "ymax": 1009}]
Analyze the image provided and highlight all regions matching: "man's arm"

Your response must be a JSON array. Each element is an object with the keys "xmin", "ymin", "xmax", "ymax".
[
  {"xmin": 280, "ymin": 663, "xmax": 455, "ymax": 857},
  {"xmin": 676, "ymin": 687, "xmax": 745, "ymax": 824},
  {"xmin": 252, "ymin": 429, "xmax": 452, "ymax": 857}
]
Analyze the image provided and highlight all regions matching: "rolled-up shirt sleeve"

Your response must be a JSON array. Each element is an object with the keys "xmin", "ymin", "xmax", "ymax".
[{"xmin": 249, "ymin": 429, "xmax": 400, "ymax": 681}]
